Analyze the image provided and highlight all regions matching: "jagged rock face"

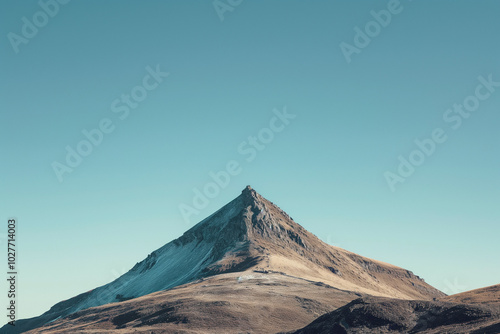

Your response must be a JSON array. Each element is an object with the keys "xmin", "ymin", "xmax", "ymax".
[{"xmin": 2, "ymin": 186, "xmax": 445, "ymax": 334}]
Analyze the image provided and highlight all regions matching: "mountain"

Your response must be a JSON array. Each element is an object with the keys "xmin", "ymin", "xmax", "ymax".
[
  {"xmin": 289, "ymin": 296, "xmax": 500, "ymax": 334},
  {"xmin": 441, "ymin": 284, "xmax": 500, "ymax": 305},
  {"xmin": 285, "ymin": 274, "xmax": 500, "ymax": 333},
  {"xmin": 3, "ymin": 186, "xmax": 444, "ymax": 333}
]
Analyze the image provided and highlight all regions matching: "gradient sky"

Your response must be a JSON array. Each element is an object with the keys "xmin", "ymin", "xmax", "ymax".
[{"xmin": 1, "ymin": 0, "xmax": 499, "ymax": 320}]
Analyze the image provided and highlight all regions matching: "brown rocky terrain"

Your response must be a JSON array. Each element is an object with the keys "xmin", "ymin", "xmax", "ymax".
[
  {"xmin": 26, "ymin": 272, "xmax": 360, "ymax": 333},
  {"xmin": 288, "ymin": 296, "xmax": 500, "ymax": 334},
  {"xmin": 290, "ymin": 284, "xmax": 500, "ymax": 333}
]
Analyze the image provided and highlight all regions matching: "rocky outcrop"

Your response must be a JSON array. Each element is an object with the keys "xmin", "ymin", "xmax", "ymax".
[{"xmin": 290, "ymin": 296, "xmax": 500, "ymax": 334}]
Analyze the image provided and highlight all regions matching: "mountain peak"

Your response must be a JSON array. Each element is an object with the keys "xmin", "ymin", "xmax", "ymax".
[
  {"xmin": 239, "ymin": 185, "xmax": 262, "ymax": 209},
  {"xmin": 242, "ymin": 185, "xmax": 254, "ymax": 193},
  {"xmin": 241, "ymin": 185, "xmax": 257, "ymax": 199}
]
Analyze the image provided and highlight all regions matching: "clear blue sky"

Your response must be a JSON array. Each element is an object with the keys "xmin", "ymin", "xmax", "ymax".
[{"xmin": 1, "ymin": 0, "xmax": 499, "ymax": 320}]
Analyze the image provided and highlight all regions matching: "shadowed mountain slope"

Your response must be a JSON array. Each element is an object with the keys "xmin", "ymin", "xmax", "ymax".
[{"xmin": 289, "ymin": 296, "xmax": 500, "ymax": 334}]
